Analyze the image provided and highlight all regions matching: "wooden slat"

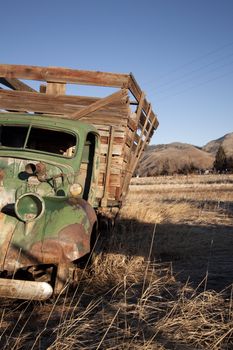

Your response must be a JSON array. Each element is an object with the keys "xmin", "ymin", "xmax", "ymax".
[
  {"xmin": 128, "ymin": 73, "xmax": 142, "ymax": 102},
  {"xmin": 139, "ymin": 109, "xmax": 159, "ymax": 131},
  {"xmin": 94, "ymin": 124, "xmax": 126, "ymax": 133},
  {"xmin": 0, "ymin": 64, "xmax": 158, "ymax": 208},
  {"xmin": 128, "ymin": 74, "xmax": 158, "ymax": 127},
  {"xmin": 121, "ymin": 105, "xmax": 153, "ymax": 196},
  {"xmin": 101, "ymin": 126, "xmax": 115, "ymax": 207},
  {"xmin": 71, "ymin": 89, "xmax": 128, "ymax": 120},
  {"xmin": 46, "ymin": 82, "xmax": 66, "ymax": 95},
  {"xmin": 135, "ymin": 105, "xmax": 152, "ymax": 157},
  {"xmin": 131, "ymin": 117, "xmax": 158, "ymax": 176},
  {"xmin": 84, "ymin": 118, "xmax": 127, "ymax": 128},
  {"xmin": 0, "ymin": 77, "xmax": 36, "ymax": 92},
  {"xmin": 127, "ymin": 92, "xmax": 145, "ymax": 153},
  {"xmin": 98, "ymin": 129, "xmax": 125, "ymax": 138},
  {"xmin": 0, "ymin": 90, "xmax": 129, "ymax": 120},
  {"xmin": 0, "ymin": 64, "xmax": 129, "ymax": 88},
  {"xmin": 100, "ymin": 143, "xmax": 122, "ymax": 156}
]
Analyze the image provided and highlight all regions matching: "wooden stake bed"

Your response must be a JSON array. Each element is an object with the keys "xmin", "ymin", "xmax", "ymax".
[{"xmin": 0, "ymin": 64, "xmax": 158, "ymax": 208}]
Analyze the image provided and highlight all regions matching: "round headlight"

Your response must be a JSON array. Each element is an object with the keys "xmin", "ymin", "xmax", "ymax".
[
  {"xmin": 15, "ymin": 193, "xmax": 45, "ymax": 222},
  {"xmin": 69, "ymin": 183, "xmax": 83, "ymax": 197}
]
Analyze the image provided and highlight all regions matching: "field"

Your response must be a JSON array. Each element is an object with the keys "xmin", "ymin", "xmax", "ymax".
[{"xmin": 0, "ymin": 174, "xmax": 233, "ymax": 349}]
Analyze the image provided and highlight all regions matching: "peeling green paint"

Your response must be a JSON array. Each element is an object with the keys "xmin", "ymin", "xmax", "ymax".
[{"xmin": 0, "ymin": 113, "xmax": 98, "ymax": 274}]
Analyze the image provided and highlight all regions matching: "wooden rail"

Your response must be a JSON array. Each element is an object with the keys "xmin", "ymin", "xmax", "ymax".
[{"xmin": 0, "ymin": 64, "xmax": 158, "ymax": 207}]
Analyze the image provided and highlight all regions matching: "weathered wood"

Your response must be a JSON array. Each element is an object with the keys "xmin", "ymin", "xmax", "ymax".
[
  {"xmin": 100, "ymin": 143, "xmax": 122, "ymax": 156},
  {"xmin": 128, "ymin": 73, "xmax": 142, "ymax": 102},
  {"xmin": 128, "ymin": 92, "xmax": 145, "ymax": 151},
  {"xmin": 0, "ymin": 90, "xmax": 129, "ymax": 121},
  {"xmin": 0, "ymin": 64, "xmax": 129, "ymax": 88},
  {"xmin": 46, "ymin": 82, "xmax": 66, "ymax": 95},
  {"xmin": 0, "ymin": 77, "xmax": 36, "ymax": 92},
  {"xmin": 0, "ymin": 64, "xmax": 158, "ymax": 208},
  {"xmin": 131, "ymin": 117, "xmax": 157, "ymax": 175},
  {"xmin": 101, "ymin": 126, "xmax": 115, "ymax": 207},
  {"xmin": 39, "ymin": 84, "xmax": 47, "ymax": 93},
  {"xmin": 71, "ymin": 89, "xmax": 128, "ymax": 120},
  {"xmin": 128, "ymin": 73, "xmax": 158, "ymax": 127},
  {"xmin": 139, "ymin": 109, "xmax": 159, "ymax": 131}
]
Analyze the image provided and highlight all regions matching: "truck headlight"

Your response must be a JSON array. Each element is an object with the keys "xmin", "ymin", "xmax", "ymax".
[
  {"xmin": 15, "ymin": 193, "xmax": 45, "ymax": 222},
  {"xmin": 69, "ymin": 183, "xmax": 83, "ymax": 197}
]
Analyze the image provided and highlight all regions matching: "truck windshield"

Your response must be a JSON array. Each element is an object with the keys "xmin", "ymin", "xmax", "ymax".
[{"xmin": 0, "ymin": 125, "xmax": 76, "ymax": 157}]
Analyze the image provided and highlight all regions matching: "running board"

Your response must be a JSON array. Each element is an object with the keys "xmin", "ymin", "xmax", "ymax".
[{"xmin": 0, "ymin": 279, "xmax": 53, "ymax": 300}]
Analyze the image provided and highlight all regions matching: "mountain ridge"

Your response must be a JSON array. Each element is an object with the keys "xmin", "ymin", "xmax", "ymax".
[{"xmin": 137, "ymin": 132, "xmax": 233, "ymax": 176}]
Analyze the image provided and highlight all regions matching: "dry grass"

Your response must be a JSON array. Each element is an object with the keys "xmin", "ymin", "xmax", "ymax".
[{"xmin": 0, "ymin": 174, "xmax": 233, "ymax": 349}]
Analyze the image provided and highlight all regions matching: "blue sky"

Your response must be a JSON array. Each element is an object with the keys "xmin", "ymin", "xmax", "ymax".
[{"xmin": 2, "ymin": 0, "xmax": 233, "ymax": 146}]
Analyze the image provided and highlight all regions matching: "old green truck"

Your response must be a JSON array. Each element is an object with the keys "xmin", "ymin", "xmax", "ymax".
[{"xmin": 0, "ymin": 64, "xmax": 158, "ymax": 300}]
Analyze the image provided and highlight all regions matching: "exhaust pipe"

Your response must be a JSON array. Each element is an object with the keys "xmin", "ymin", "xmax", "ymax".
[{"xmin": 0, "ymin": 278, "xmax": 53, "ymax": 300}]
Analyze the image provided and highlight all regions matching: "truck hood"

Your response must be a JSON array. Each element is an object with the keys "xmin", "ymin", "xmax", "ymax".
[{"xmin": 0, "ymin": 156, "xmax": 73, "ymax": 211}]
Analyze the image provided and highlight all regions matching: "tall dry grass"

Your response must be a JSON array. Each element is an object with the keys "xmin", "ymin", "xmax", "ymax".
[{"xmin": 0, "ymin": 174, "xmax": 233, "ymax": 349}]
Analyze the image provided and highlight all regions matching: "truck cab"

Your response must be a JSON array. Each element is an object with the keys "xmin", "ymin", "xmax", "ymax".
[{"xmin": 0, "ymin": 113, "xmax": 99, "ymax": 299}]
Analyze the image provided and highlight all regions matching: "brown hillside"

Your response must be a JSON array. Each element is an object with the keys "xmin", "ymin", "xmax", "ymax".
[
  {"xmin": 203, "ymin": 132, "xmax": 233, "ymax": 157},
  {"xmin": 137, "ymin": 142, "xmax": 214, "ymax": 176}
]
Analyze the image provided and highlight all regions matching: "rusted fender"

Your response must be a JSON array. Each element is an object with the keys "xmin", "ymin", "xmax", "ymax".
[
  {"xmin": 1, "ymin": 197, "xmax": 97, "ymax": 271},
  {"xmin": 0, "ymin": 279, "xmax": 53, "ymax": 300}
]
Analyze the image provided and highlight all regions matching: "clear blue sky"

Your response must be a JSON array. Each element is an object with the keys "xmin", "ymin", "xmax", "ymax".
[{"xmin": 2, "ymin": 0, "xmax": 233, "ymax": 146}]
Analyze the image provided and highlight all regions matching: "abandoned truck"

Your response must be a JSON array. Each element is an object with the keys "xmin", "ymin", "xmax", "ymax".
[{"xmin": 0, "ymin": 64, "xmax": 158, "ymax": 300}]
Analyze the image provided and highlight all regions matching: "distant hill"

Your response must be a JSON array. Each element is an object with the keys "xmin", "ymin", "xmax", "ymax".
[
  {"xmin": 137, "ymin": 142, "xmax": 214, "ymax": 176},
  {"xmin": 137, "ymin": 133, "xmax": 233, "ymax": 176},
  {"xmin": 203, "ymin": 132, "xmax": 233, "ymax": 157}
]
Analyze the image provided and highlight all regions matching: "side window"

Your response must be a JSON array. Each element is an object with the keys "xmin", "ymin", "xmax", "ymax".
[
  {"xmin": 26, "ymin": 128, "xmax": 76, "ymax": 157},
  {"xmin": 0, "ymin": 125, "xmax": 28, "ymax": 148}
]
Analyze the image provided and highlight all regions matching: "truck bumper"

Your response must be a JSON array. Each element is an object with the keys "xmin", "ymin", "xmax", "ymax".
[{"xmin": 0, "ymin": 278, "xmax": 53, "ymax": 300}]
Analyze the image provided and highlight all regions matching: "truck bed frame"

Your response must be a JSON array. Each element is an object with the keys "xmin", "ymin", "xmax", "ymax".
[{"xmin": 0, "ymin": 64, "xmax": 158, "ymax": 208}]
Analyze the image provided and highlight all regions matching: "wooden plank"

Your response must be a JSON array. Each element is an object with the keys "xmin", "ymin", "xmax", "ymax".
[
  {"xmin": 131, "ymin": 117, "xmax": 157, "ymax": 175},
  {"xmin": 128, "ymin": 73, "xmax": 159, "ymax": 128},
  {"xmin": 135, "ymin": 104, "xmax": 152, "ymax": 157},
  {"xmin": 82, "ymin": 116, "xmax": 128, "ymax": 127},
  {"xmin": 127, "ymin": 117, "xmax": 137, "ymax": 131},
  {"xmin": 121, "ymin": 105, "xmax": 153, "ymax": 197},
  {"xmin": 40, "ymin": 84, "xmax": 47, "ymax": 93},
  {"xmin": 0, "ymin": 90, "xmax": 129, "ymax": 120},
  {"xmin": 71, "ymin": 89, "xmax": 128, "ymax": 120},
  {"xmin": 96, "ymin": 186, "xmax": 117, "ymax": 200},
  {"xmin": 127, "ymin": 92, "xmax": 145, "ymax": 154},
  {"xmin": 101, "ymin": 126, "xmax": 115, "ymax": 207},
  {"xmin": 0, "ymin": 65, "xmax": 158, "ymax": 207},
  {"xmin": 0, "ymin": 77, "xmax": 36, "ymax": 92},
  {"xmin": 98, "ymin": 129, "xmax": 125, "ymax": 138},
  {"xmin": 94, "ymin": 124, "xmax": 126, "ymax": 133},
  {"xmin": 100, "ymin": 155, "xmax": 124, "ymax": 166},
  {"xmin": 46, "ymin": 82, "xmax": 66, "ymax": 95},
  {"xmin": 128, "ymin": 73, "xmax": 142, "ymax": 102},
  {"xmin": 100, "ymin": 143, "xmax": 122, "ymax": 156},
  {"xmin": 0, "ymin": 64, "xmax": 130, "ymax": 88},
  {"xmin": 139, "ymin": 109, "xmax": 159, "ymax": 131}
]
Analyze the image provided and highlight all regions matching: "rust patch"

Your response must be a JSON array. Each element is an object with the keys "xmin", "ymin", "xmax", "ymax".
[
  {"xmin": 27, "ymin": 223, "xmax": 91, "ymax": 265},
  {"xmin": 3, "ymin": 244, "xmax": 40, "ymax": 271},
  {"xmin": 58, "ymin": 223, "xmax": 90, "ymax": 260},
  {"xmin": 2, "ymin": 200, "xmax": 97, "ymax": 271},
  {"xmin": 0, "ymin": 215, "xmax": 16, "ymax": 271},
  {"xmin": 30, "ymin": 240, "xmax": 66, "ymax": 264}
]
